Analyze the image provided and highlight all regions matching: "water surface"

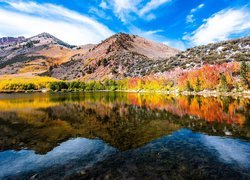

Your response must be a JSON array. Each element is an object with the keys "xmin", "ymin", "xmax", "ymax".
[{"xmin": 0, "ymin": 92, "xmax": 249, "ymax": 179}]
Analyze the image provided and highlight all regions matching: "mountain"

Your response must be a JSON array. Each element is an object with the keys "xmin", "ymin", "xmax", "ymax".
[
  {"xmin": 50, "ymin": 33, "xmax": 180, "ymax": 80},
  {"xmin": 0, "ymin": 33, "xmax": 84, "ymax": 75},
  {"xmin": 0, "ymin": 32, "xmax": 249, "ymax": 82},
  {"xmin": 49, "ymin": 34, "xmax": 250, "ymax": 81}
]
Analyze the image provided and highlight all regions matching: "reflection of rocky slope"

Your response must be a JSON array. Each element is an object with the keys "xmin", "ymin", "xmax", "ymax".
[
  {"xmin": 0, "ymin": 93, "xmax": 249, "ymax": 154},
  {"xmin": 0, "ymin": 100, "xmax": 180, "ymax": 153}
]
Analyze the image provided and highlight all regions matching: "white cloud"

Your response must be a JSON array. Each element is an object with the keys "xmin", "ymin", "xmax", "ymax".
[
  {"xmin": 100, "ymin": 0, "xmax": 171, "ymax": 23},
  {"xmin": 191, "ymin": 3, "xmax": 204, "ymax": 13},
  {"xmin": 139, "ymin": 0, "xmax": 171, "ymax": 16},
  {"xmin": 110, "ymin": 0, "xmax": 142, "ymax": 23},
  {"xmin": 144, "ymin": 13, "xmax": 156, "ymax": 21},
  {"xmin": 89, "ymin": 7, "xmax": 111, "ymax": 20},
  {"xmin": 0, "ymin": 1, "xmax": 114, "ymax": 45},
  {"xmin": 186, "ymin": 14, "xmax": 194, "ymax": 23},
  {"xmin": 99, "ymin": 0, "xmax": 108, "ymax": 9},
  {"xmin": 185, "ymin": 8, "xmax": 250, "ymax": 46},
  {"xmin": 186, "ymin": 3, "xmax": 204, "ymax": 24}
]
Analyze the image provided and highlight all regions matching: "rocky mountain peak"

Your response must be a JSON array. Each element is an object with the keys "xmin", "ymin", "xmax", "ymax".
[
  {"xmin": 37, "ymin": 32, "xmax": 55, "ymax": 38},
  {"xmin": 28, "ymin": 32, "xmax": 72, "ymax": 48}
]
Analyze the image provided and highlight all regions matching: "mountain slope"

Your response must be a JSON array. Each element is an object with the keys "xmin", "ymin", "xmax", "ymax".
[
  {"xmin": 140, "ymin": 36, "xmax": 250, "ymax": 74},
  {"xmin": 0, "ymin": 33, "xmax": 249, "ymax": 83},
  {"xmin": 0, "ymin": 33, "xmax": 84, "ymax": 75},
  {"xmin": 50, "ymin": 34, "xmax": 250, "ymax": 81},
  {"xmin": 50, "ymin": 33, "xmax": 180, "ymax": 80}
]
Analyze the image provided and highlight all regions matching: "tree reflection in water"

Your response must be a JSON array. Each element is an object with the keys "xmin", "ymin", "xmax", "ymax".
[
  {"xmin": 0, "ymin": 92, "xmax": 249, "ymax": 179},
  {"xmin": 0, "ymin": 92, "xmax": 249, "ymax": 154}
]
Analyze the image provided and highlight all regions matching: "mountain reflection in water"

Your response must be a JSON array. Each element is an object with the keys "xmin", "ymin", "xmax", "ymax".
[{"xmin": 0, "ymin": 92, "xmax": 249, "ymax": 179}]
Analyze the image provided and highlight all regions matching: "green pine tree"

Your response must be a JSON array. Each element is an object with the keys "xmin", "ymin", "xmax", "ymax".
[
  {"xmin": 219, "ymin": 74, "xmax": 229, "ymax": 92},
  {"xmin": 186, "ymin": 80, "xmax": 192, "ymax": 91},
  {"xmin": 240, "ymin": 62, "xmax": 249, "ymax": 87}
]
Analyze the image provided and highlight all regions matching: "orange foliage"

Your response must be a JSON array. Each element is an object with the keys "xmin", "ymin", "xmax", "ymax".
[
  {"xmin": 178, "ymin": 62, "xmax": 240, "ymax": 90},
  {"xmin": 124, "ymin": 62, "xmax": 241, "ymax": 91}
]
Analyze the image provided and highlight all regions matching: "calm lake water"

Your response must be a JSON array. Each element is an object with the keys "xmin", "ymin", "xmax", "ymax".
[{"xmin": 0, "ymin": 92, "xmax": 249, "ymax": 179}]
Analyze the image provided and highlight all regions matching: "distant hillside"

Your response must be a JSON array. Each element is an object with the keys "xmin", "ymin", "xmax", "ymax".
[
  {"xmin": 0, "ymin": 33, "xmax": 84, "ymax": 75},
  {"xmin": 50, "ymin": 33, "xmax": 180, "ymax": 80}
]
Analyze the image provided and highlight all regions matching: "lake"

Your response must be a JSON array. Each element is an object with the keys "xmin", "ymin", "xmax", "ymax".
[{"xmin": 0, "ymin": 92, "xmax": 249, "ymax": 179}]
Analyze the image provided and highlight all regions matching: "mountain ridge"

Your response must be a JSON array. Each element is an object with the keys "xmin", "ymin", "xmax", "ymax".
[
  {"xmin": 49, "ymin": 32, "xmax": 180, "ymax": 80},
  {"xmin": 0, "ymin": 32, "xmax": 249, "ymax": 82}
]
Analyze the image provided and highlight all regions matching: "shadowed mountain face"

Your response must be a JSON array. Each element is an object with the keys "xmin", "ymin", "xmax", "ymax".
[{"xmin": 0, "ymin": 92, "xmax": 249, "ymax": 154}]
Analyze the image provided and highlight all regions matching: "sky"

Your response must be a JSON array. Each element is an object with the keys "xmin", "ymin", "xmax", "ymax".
[{"xmin": 0, "ymin": 0, "xmax": 249, "ymax": 50}]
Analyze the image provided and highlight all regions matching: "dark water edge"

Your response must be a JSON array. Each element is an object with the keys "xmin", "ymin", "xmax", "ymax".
[{"xmin": 0, "ymin": 92, "xmax": 249, "ymax": 179}]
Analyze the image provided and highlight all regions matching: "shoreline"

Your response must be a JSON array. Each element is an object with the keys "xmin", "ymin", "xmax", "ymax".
[
  {"xmin": 115, "ymin": 90, "xmax": 250, "ymax": 98},
  {"xmin": 0, "ymin": 89, "xmax": 249, "ymax": 98}
]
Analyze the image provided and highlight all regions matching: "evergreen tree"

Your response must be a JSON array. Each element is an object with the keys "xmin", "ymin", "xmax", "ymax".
[
  {"xmin": 186, "ymin": 80, "xmax": 192, "ymax": 91},
  {"xmin": 219, "ymin": 74, "xmax": 229, "ymax": 92},
  {"xmin": 240, "ymin": 62, "xmax": 249, "ymax": 87},
  {"xmin": 194, "ymin": 77, "xmax": 201, "ymax": 92}
]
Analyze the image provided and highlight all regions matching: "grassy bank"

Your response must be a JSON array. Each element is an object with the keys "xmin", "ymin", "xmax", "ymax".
[{"xmin": 0, "ymin": 75, "xmax": 59, "ymax": 92}]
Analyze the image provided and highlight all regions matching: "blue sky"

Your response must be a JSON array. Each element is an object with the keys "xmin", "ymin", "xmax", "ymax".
[{"xmin": 0, "ymin": 0, "xmax": 249, "ymax": 50}]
